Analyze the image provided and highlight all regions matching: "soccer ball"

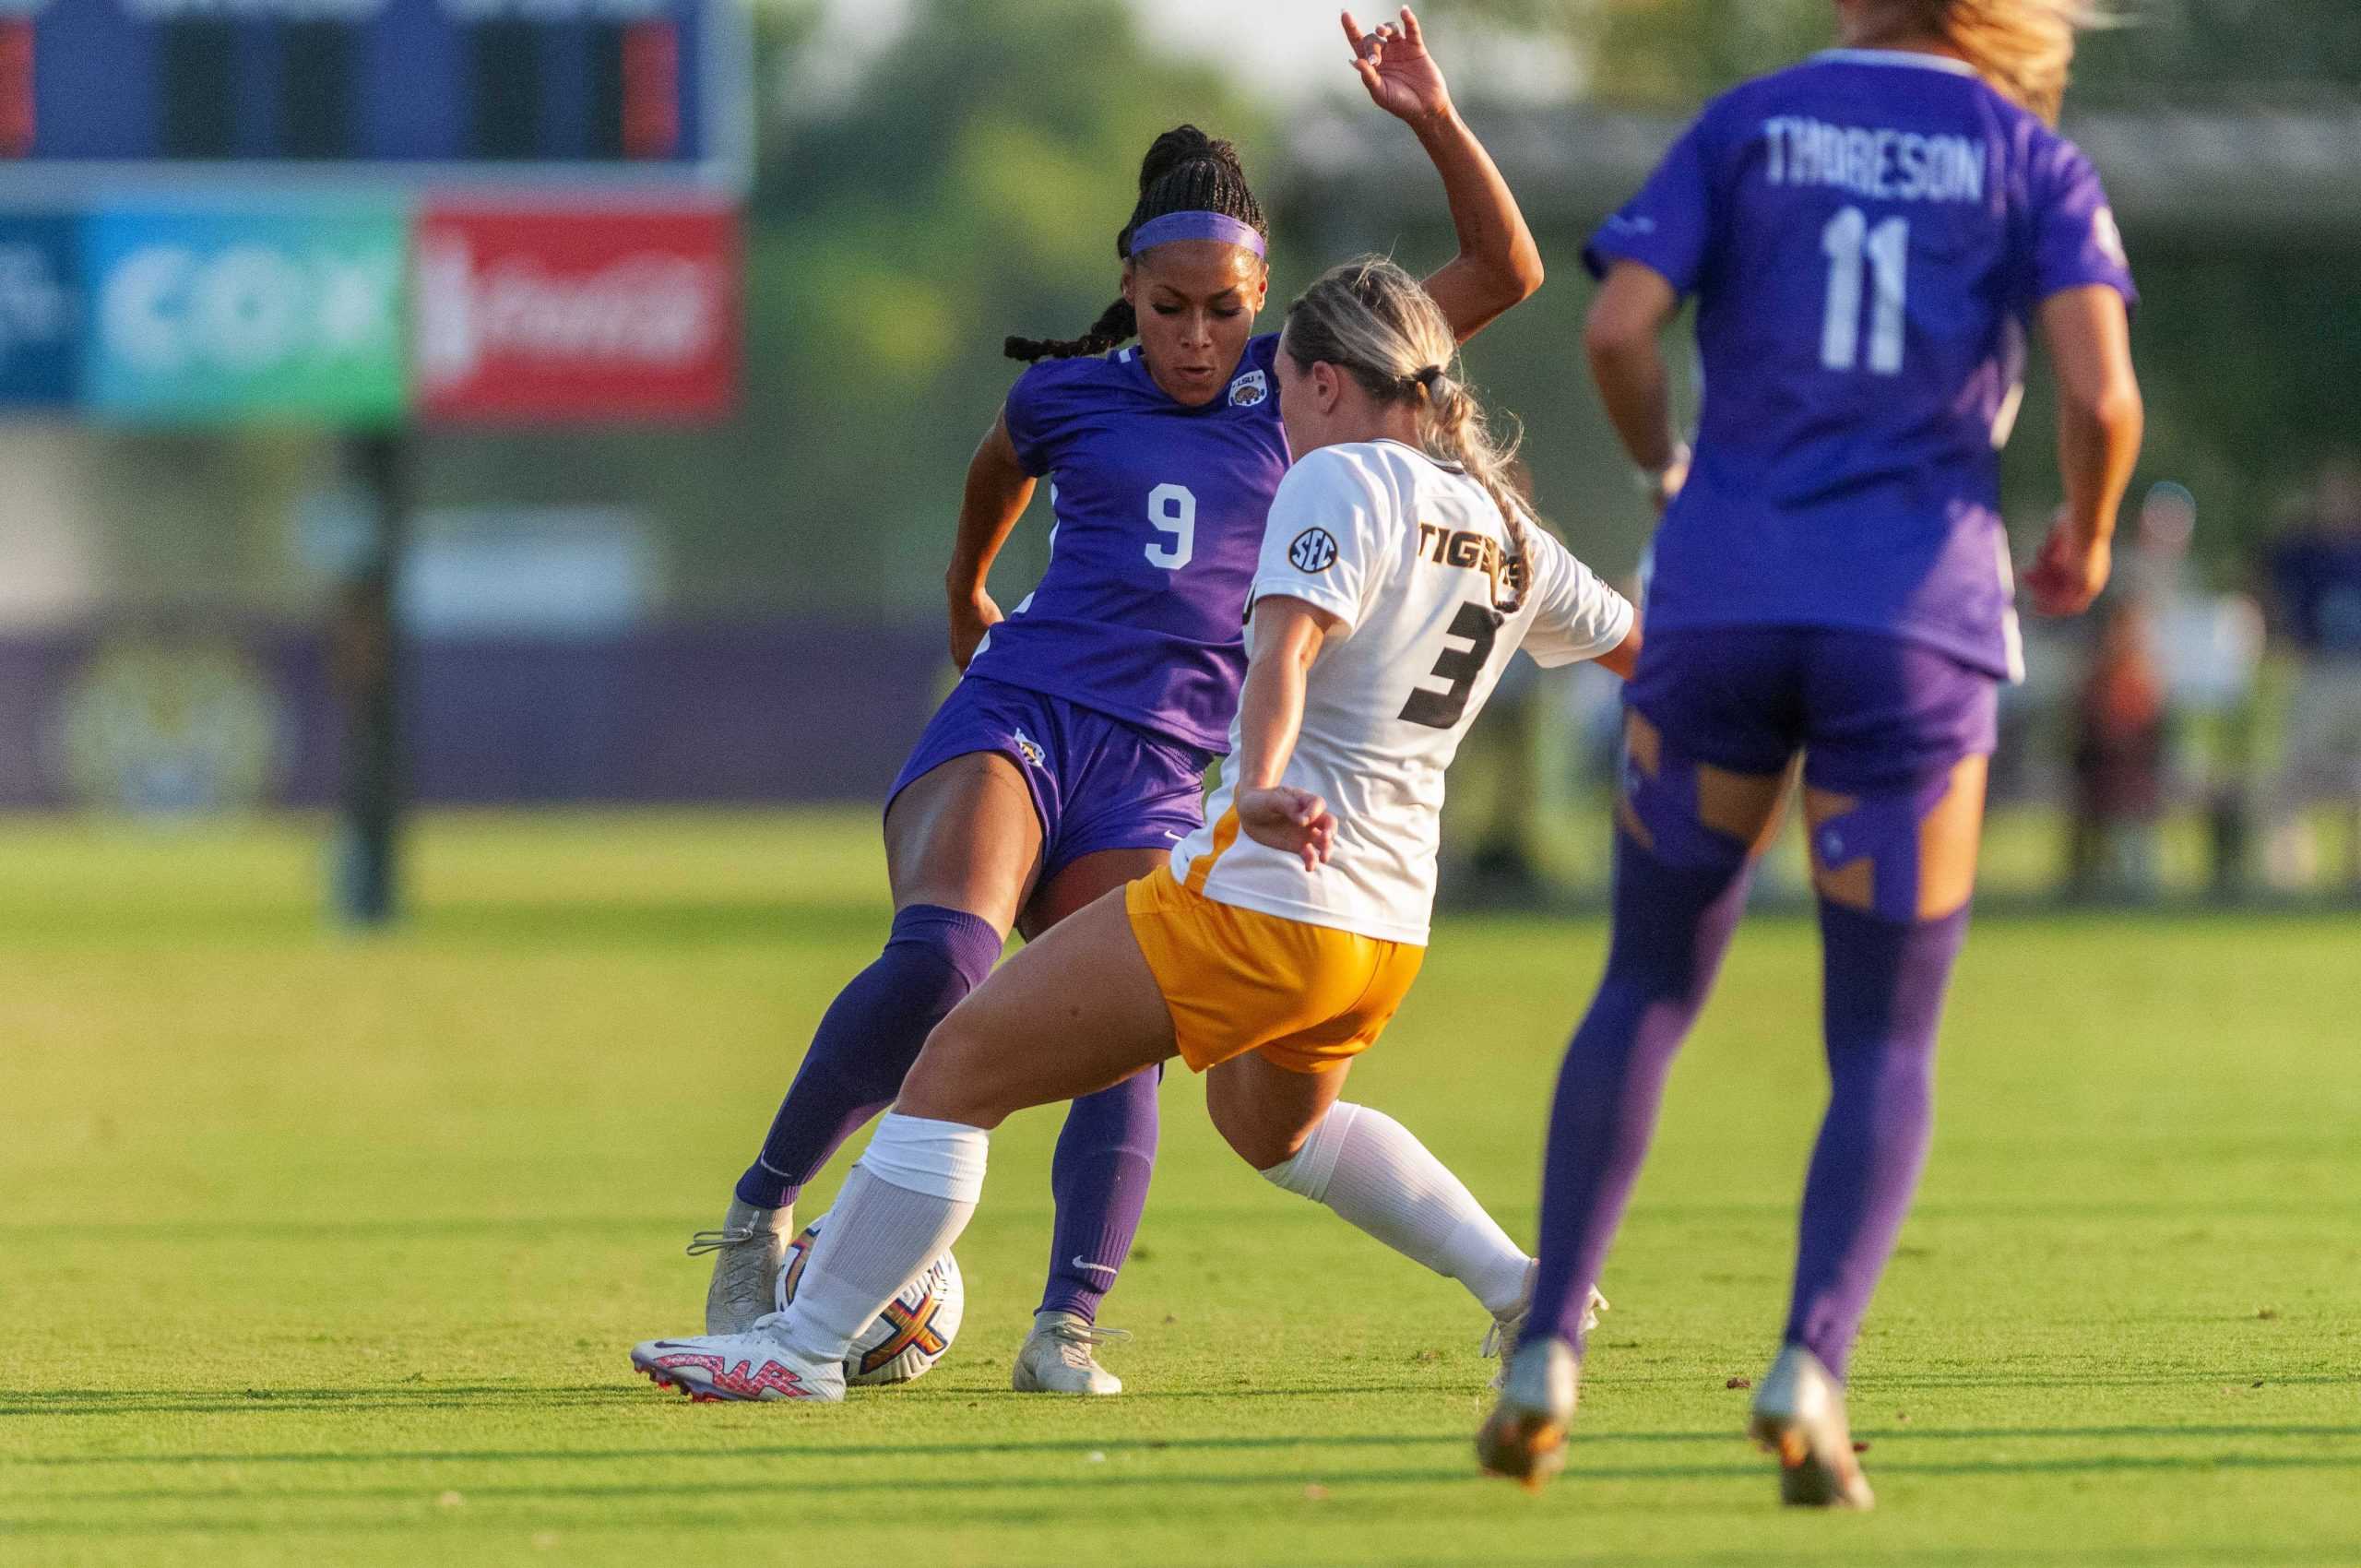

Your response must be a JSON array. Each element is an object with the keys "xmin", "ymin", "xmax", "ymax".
[{"xmin": 774, "ymin": 1210, "xmax": 964, "ymax": 1386}]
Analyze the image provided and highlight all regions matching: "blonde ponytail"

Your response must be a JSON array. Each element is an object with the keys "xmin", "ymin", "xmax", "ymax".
[
  {"xmin": 1282, "ymin": 256, "xmax": 1540, "ymax": 609},
  {"xmin": 1880, "ymin": 0, "xmax": 2113, "ymax": 125}
]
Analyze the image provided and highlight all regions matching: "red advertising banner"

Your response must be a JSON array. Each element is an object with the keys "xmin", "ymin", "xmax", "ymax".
[{"xmin": 415, "ymin": 205, "xmax": 737, "ymax": 424}]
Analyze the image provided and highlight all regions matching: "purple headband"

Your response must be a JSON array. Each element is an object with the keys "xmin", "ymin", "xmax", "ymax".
[{"xmin": 1128, "ymin": 210, "xmax": 1267, "ymax": 259}]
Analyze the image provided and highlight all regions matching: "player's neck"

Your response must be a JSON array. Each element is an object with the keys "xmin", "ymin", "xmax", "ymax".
[{"xmin": 1835, "ymin": 23, "xmax": 1969, "ymax": 64}]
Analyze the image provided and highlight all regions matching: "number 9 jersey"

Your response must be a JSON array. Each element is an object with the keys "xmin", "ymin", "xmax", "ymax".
[
  {"xmin": 1172, "ymin": 441, "xmax": 1634, "ymax": 947},
  {"xmin": 1584, "ymin": 49, "xmax": 2138, "ymax": 682},
  {"xmin": 967, "ymin": 333, "xmax": 1292, "ymax": 755}
]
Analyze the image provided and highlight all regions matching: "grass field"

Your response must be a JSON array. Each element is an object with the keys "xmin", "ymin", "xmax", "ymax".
[{"xmin": 5, "ymin": 810, "xmax": 2359, "ymax": 1566}]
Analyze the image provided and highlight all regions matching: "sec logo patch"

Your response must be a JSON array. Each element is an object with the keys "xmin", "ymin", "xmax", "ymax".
[{"xmin": 1288, "ymin": 528, "xmax": 1340, "ymax": 573}]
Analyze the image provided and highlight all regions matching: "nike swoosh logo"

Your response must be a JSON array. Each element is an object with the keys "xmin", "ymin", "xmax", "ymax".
[
  {"xmin": 1069, "ymin": 1257, "xmax": 1120, "ymax": 1276},
  {"xmin": 1163, "ymin": 832, "xmax": 1183, "ymax": 840}
]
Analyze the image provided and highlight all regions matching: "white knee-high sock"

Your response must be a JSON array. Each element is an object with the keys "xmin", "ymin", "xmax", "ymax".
[
  {"xmin": 1260, "ymin": 1101, "xmax": 1530, "ymax": 1315},
  {"xmin": 777, "ymin": 1112, "xmax": 989, "ymax": 1364}
]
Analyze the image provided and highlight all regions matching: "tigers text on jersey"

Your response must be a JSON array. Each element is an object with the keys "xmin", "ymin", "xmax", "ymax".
[
  {"xmin": 1584, "ymin": 49, "xmax": 2138, "ymax": 680},
  {"xmin": 967, "ymin": 333, "xmax": 1290, "ymax": 754},
  {"xmin": 1170, "ymin": 441, "xmax": 1635, "ymax": 945}
]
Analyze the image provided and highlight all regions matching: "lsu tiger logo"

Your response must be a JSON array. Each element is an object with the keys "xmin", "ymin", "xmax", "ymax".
[{"xmin": 1228, "ymin": 368, "xmax": 1268, "ymax": 408}]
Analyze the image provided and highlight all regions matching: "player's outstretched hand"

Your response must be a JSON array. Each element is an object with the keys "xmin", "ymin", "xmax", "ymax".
[
  {"xmin": 2023, "ymin": 513, "xmax": 2113, "ymax": 617},
  {"xmin": 1240, "ymin": 785, "xmax": 1337, "ymax": 872},
  {"xmin": 1345, "ymin": 8, "xmax": 1452, "ymax": 126},
  {"xmin": 949, "ymin": 589, "xmax": 1004, "ymax": 671}
]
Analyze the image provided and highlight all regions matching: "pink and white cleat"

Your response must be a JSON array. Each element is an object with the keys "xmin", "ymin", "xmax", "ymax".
[{"xmin": 629, "ymin": 1319, "xmax": 846, "ymax": 1404}]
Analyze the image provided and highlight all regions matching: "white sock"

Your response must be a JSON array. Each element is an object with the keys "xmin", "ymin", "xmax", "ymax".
[
  {"xmin": 777, "ymin": 1113, "xmax": 988, "ymax": 1364},
  {"xmin": 1260, "ymin": 1101, "xmax": 1531, "ymax": 1316}
]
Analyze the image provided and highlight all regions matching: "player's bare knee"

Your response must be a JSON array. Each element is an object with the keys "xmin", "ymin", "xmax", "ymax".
[
  {"xmin": 896, "ymin": 1020, "xmax": 1014, "ymax": 1130},
  {"xmin": 1206, "ymin": 1074, "xmax": 1310, "ymax": 1170}
]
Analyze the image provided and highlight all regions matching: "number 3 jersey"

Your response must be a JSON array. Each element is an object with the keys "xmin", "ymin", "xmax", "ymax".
[
  {"xmin": 1172, "ymin": 441, "xmax": 1635, "ymax": 946},
  {"xmin": 967, "ymin": 333, "xmax": 1291, "ymax": 755},
  {"xmin": 1586, "ymin": 49, "xmax": 2138, "ymax": 680}
]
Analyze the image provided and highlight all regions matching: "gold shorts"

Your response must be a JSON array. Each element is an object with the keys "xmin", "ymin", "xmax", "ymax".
[{"xmin": 1123, "ymin": 864, "xmax": 1425, "ymax": 1075}]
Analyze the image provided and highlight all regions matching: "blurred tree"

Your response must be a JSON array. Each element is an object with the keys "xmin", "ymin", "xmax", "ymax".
[{"xmin": 1430, "ymin": 0, "xmax": 2361, "ymax": 106}]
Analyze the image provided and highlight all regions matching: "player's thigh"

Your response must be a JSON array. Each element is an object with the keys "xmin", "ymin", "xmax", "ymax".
[
  {"xmin": 1802, "ymin": 633, "xmax": 1998, "ymax": 922},
  {"xmin": 1017, "ymin": 847, "xmax": 1167, "ymax": 941},
  {"xmin": 1805, "ymin": 755, "xmax": 1987, "ymax": 921},
  {"xmin": 898, "ymin": 888, "xmax": 1178, "ymax": 1129},
  {"xmin": 884, "ymin": 752, "xmax": 1044, "ymax": 932},
  {"xmin": 1204, "ymin": 1051, "xmax": 1352, "ymax": 1170},
  {"xmin": 1619, "ymin": 629, "xmax": 1803, "ymax": 861}
]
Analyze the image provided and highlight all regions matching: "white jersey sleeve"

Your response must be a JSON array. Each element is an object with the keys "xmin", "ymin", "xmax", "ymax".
[
  {"xmin": 1249, "ymin": 447, "xmax": 1394, "ymax": 635},
  {"xmin": 1517, "ymin": 522, "xmax": 1636, "ymax": 668}
]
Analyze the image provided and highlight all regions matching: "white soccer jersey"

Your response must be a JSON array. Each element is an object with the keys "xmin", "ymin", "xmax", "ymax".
[{"xmin": 1169, "ymin": 439, "xmax": 1634, "ymax": 944}]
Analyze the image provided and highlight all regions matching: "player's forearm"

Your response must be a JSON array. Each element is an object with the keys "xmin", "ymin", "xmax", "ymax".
[
  {"xmin": 1234, "ymin": 656, "xmax": 1309, "ymax": 792},
  {"xmin": 2040, "ymin": 284, "xmax": 2143, "ymax": 547},
  {"xmin": 945, "ymin": 419, "xmax": 1034, "ymax": 600},
  {"xmin": 2054, "ymin": 371, "xmax": 2142, "ymax": 548},
  {"xmin": 1411, "ymin": 105, "xmax": 1544, "ymax": 341},
  {"xmin": 1587, "ymin": 332, "xmax": 1680, "ymax": 475}
]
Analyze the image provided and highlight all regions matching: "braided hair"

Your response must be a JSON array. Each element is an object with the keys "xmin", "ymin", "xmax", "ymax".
[{"xmin": 1005, "ymin": 125, "xmax": 1270, "ymax": 362}]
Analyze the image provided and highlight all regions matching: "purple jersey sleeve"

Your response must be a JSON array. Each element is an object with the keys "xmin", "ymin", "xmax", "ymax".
[
  {"xmin": 1002, "ymin": 361, "xmax": 1062, "ymax": 477},
  {"xmin": 1583, "ymin": 115, "xmax": 1717, "ymax": 291},
  {"xmin": 2026, "ymin": 136, "xmax": 2138, "ymax": 309}
]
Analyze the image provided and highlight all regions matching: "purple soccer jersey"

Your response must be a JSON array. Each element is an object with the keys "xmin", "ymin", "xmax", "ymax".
[
  {"xmin": 1585, "ymin": 50, "xmax": 2139, "ymax": 680},
  {"xmin": 969, "ymin": 332, "xmax": 1291, "ymax": 754}
]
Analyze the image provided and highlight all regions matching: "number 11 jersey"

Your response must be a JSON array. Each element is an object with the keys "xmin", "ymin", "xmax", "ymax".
[
  {"xmin": 1173, "ymin": 441, "xmax": 1634, "ymax": 946},
  {"xmin": 968, "ymin": 333, "xmax": 1291, "ymax": 755},
  {"xmin": 1585, "ymin": 49, "xmax": 2138, "ymax": 681}
]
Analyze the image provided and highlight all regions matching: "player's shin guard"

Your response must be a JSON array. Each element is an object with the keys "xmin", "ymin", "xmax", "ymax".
[
  {"xmin": 1038, "ymin": 1065, "xmax": 1161, "ymax": 1324},
  {"xmin": 1782, "ymin": 902, "xmax": 1966, "ymax": 1383},
  {"xmin": 735, "ymin": 905, "xmax": 1003, "ymax": 1210},
  {"xmin": 1528, "ymin": 832, "xmax": 1752, "ymax": 1347},
  {"xmin": 776, "ymin": 1111, "xmax": 989, "ymax": 1366},
  {"xmin": 1260, "ymin": 1101, "xmax": 1530, "ymax": 1315}
]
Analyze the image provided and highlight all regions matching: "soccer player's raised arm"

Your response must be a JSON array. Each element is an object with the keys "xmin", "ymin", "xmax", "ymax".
[
  {"xmin": 1345, "ymin": 7, "xmax": 1544, "ymax": 342},
  {"xmin": 1234, "ymin": 596, "xmax": 1342, "ymax": 870},
  {"xmin": 943, "ymin": 410, "xmax": 1038, "ymax": 670},
  {"xmin": 1584, "ymin": 261, "xmax": 1689, "ymax": 511},
  {"xmin": 2024, "ymin": 283, "xmax": 2143, "ymax": 617}
]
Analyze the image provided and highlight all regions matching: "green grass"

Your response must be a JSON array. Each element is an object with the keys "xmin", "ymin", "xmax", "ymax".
[{"xmin": 4, "ymin": 811, "xmax": 2359, "ymax": 1566}]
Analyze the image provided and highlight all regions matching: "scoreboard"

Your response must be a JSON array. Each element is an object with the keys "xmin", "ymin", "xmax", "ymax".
[{"xmin": 0, "ymin": 0, "xmax": 746, "ymax": 188}]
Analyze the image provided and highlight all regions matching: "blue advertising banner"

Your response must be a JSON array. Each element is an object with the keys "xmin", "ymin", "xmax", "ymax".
[
  {"xmin": 0, "ymin": 214, "xmax": 78, "ymax": 407},
  {"xmin": 82, "ymin": 203, "xmax": 406, "ymax": 424}
]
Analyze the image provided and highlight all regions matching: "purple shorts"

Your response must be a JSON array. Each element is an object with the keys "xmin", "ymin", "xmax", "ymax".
[
  {"xmin": 888, "ymin": 675, "xmax": 1213, "ymax": 881},
  {"xmin": 1628, "ymin": 626, "xmax": 1999, "ymax": 794}
]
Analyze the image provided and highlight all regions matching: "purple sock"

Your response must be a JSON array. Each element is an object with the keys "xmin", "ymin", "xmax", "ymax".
[
  {"xmin": 734, "ymin": 904, "xmax": 1003, "ymax": 1210},
  {"xmin": 1782, "ymin": 901, "xmax": 1967, "ymax": 1382},
  {"xmin": 1529, "ymin": 833, "xmax": 1752, "ymax": 1347},
  {"xmin": 1036, "ymin": 1064, "xmax": 1161, "ymax": 1323}
]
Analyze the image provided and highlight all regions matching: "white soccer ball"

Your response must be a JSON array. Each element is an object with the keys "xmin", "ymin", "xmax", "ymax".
[{"xmin": 774, "ymin": 1210, "xmax": 964, "ymax": 1386}]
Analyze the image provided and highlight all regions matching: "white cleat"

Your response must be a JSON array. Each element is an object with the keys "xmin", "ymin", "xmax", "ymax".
[
  {"xmin": 1482, "ymin": 1265, "xmax": 1608, "ymax": 1391},
  {"xmin": 1010, "ymin": 1311, "xmax": 1129, "ymax": 1396},
  {"xmin": 1475, "ymin": 1336, "xmax": 1578, "ymax": 1491},
  {"xmin": 687, "ymin": 1198, "xmax": 793, "ymax": 1336},
  {"xmin": 1748, "ymin": 1344, "xmax": 1875, "ymax": 1510},
  {"xmin": 629, "ymin": 1316, "xmax": 846, "ymax": 1404}
]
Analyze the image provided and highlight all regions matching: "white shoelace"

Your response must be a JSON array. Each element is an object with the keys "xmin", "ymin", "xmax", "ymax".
[
  {"xmin": 1044, "ymin": 1319, "xmax": 1132, "ymax": 1368},
  {"xmin": 685, "ymin": 1226, "xmax": 764, "ymax": 1257}
]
